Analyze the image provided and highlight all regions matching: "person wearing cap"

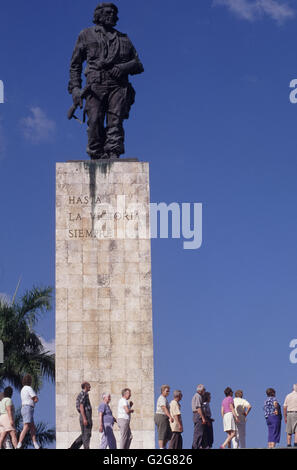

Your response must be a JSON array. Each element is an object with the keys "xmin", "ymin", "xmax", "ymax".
[
  {"xmin": 283, "ymin": 383, "xmax": 297, "ymax": 448},
  {"xmin": 232, "ymin": 390, "xmax": 252, "ymax": 448},
  {"xmin": 220, "ymin": 387, "xmax": 239, "ymax": 449},
  {"xmin": 191, "ymin": 384, "xmax": 206, "ymax": 449}
]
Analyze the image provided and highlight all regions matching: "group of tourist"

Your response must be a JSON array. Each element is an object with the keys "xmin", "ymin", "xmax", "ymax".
[
  {"xmin": 155, "ymin": 383, "xmax": 297, "ymax": 449},
  {"xmin": 0, "ymin": 374, "xmax": 40, "ymax": 449},
  {"xmin": 69, "ymin": 382, "xmax": 134, "ymax": 450},
  {"xmin": 222, "ymin": 384, "xmax": 297, "ymax": 449},
  {"xmin": 154, "ymin": 384, "xmax": 215, "ymax": 450},
  {"xmin": 70, "ymin": 381, "xmax": 297, "ymax": 450},
  {"xmin": 2, "ymin": 377, "xmax": 297, "ymax": 449}
]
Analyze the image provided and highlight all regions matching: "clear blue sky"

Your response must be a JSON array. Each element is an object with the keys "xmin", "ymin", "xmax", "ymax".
[{"xmin": 1, "ymin": 0, "xmax": 297, "ymax": 448}]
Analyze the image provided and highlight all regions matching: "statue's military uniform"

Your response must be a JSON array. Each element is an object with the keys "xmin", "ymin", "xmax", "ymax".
[{"xmin": 68, "ymin": 25, "xmax": 144, "ymax": 158}]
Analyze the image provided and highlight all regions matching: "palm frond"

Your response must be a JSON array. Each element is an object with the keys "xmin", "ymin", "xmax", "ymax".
[
  {"xmin": 35, "ymin": 352, "xmax": 55, "ymax": 383},
  {"xmin": 12, "ymin": 276, "xmax": 22, "ymax": 305},
  {"xmin": 16, "ymin": 286, "xmax": 53, "ymax": 326},
  {"xmin": 0, "ymin": 285, "xmax": 54, "ymax": 391}
]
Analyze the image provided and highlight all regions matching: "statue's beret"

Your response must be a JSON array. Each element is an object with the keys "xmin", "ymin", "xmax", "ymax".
[{"xmin": 95, "ymin": 3, "xmax": 118, "ymax": 13}]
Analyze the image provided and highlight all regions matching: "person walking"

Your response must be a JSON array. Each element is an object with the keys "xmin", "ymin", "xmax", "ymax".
[
  {"xmin": 17, "ymin": 374, "xmax": 39, "ymax": 449},
  {"xmin": 98, "ymin": 392, "xmax": 117, "ymax": 449},
  {"xmin": 283, "ymin": 383, "xmax": 297, "ymax": 448},
  {"xmin": 232, "ymin": 390, "xmax": 252, "ymax": 448},
  {"xmin": 169, "ymin": 390, "xmax": 183, "ymax": 449},
  {"xmin": 201, "ymin": 391, "xmax": 214, "ymax": 449},
  {"xmin": 220, "ymin": 387, "xmax": 239, "ymax": 449},
  {"xmin": 263, "ymin": 388, "xmax": 282, "ymax": 449},
  {"xmin": 154, "ymin": 385, "xmax": 173, "ymax": 449},
  {"xmin": 0, "ymin": 386, "xmax": 18, "ymax": 449},
  {"xmin": 117, "ymin": 388, "xmax": 134, "ymax": 449},
  {"xmin": 192, "ymin": 384, "xmax": 207, "ymax": 449},
  {"xmin": 0, "ymin": 391, "xmax": 13, "ymax": 449},
  {"xmin": 69, "ymin": 382, "xmax": 93, "ymax": 449}
]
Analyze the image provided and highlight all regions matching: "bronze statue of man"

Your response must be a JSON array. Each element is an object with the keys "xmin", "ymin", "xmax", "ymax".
[{"xmin": 68, "ymin": 3, "xmax": 144, "ymax": 159}]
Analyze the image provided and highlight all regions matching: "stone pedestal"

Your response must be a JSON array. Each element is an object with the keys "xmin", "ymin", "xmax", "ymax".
[{"xmin": 55, "ymin": 160, "xmax": 155, "ymax": 449}]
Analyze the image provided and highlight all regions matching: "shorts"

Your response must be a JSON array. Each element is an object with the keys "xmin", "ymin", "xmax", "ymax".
[
  {"xmin": 286, "ymin": 412, "xmax": 297, "ymax": 435},
  {"xmin": 21, "ymin": 405, "xmax": 34, "ymax": 424},
  {"xmin": 0, "ymin": 413, "xmax": 15, "ymax": 432},
  {"xmin": 154, "ymin": 413, "xmax": 172, "ymax": 441},
  {"xmin": 223, "ymin": 412, "xmax": 236, "ymax": 432}
]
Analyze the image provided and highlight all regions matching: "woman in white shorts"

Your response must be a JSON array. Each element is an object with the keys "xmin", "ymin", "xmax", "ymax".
[{"xmin": 220, "ymin": 387, "xmax": 239, "ymax": 449}]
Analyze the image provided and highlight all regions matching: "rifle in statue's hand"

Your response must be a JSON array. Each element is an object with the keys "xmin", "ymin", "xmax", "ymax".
[{"xmin": 67, "ymin": 86, "xmax": 91, "ymax": 124}]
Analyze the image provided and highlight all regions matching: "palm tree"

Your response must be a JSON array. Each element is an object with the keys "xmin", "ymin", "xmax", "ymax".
[{"xmin": 0, "ymin": 286, "xmax": 55, "ymax": 392}]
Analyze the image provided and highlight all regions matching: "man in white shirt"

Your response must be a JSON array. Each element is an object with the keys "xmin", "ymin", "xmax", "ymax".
[
  {"xmin": 232, "ymin": 390, "xmax": 252, "ymax": 448},
  {"xmin": 117, "ymin": 388, "xmax": 134, "ymax": 449},
  {"xmin": 283, "ymin": 383, "xmax": 297, "ymax": 447}
]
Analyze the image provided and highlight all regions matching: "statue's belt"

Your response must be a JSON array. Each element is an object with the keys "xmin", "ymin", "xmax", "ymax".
[{"xmin": 86, "ymin": 71, "xmax": 128, "ymax": 87}]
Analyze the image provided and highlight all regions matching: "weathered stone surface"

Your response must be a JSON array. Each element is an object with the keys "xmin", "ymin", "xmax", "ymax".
[{"xmin": 56, "ymin": 161, "xmax": 154, "ymax": 449}]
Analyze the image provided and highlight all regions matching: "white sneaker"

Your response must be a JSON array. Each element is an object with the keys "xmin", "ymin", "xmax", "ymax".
[
  {"xmin": 16, "ymin": 442, "xmax": 22, "ymax": 449},
  {"xmin": 33, "ymin": 442, "xmax": 40, "ymax": 449}
]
